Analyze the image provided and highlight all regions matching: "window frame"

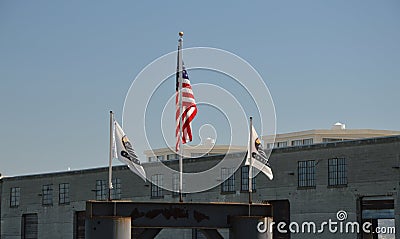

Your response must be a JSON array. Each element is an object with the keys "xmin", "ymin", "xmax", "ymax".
[
  {"xmin": 59, "ymin": 183, "xmax": 70, "ymax": 205},
  {"xmin": 240, "ymin": 166, "xmax": 256, "ymax": 192},
  {"xmin": 328, "ymin": 157, "xmax": 347, "ymax": 187},
  {"xmin": 10, "ymin": 187, "xmax": 20, "ymax": 208},
  {"xmin": 151, "ymin": 174, "xmax": 164, "ymax": 199},
  {"xmin": 156, "ymin": 155, "xmax": 164, "ymax": 161},
  {"xmin": 277, "ymin": 141, "xmax": 288, "ymax": 148},
  {"xmin": 95, "ymin": 180, "xmax": 107, "ymax": 201},
  {"xmin": 167, "ymin": 154, "xmax": 178, "ymax": 160},
  {"xmin": 172, "ymin": 173, "xmax": 186, "ymax": 198},
  {"xmin": 292, "ymin": 139, "xmax": 303, "ymax": 146},
  {"xmin": 221, "ymin": 168, "xmax": 235, "ymax": 193},
  {"xmin": 292, "ymin": 138, "xmax": 314, "ymax": 146},
  {"xmin": 110, "ymin": 178, "xmax": 122, "ymax": 200},
  {"xmin": 42, "ymin": 184, "xmax": 53, "ymax": 206},
  {"xmin": 297, "ymin": 160, "xmax": 316, "ymax": 188}
]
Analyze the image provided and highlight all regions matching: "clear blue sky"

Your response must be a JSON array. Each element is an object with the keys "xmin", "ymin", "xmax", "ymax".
[{"xmin": 1, "ymin": 0, "xmax": 399, "ymax": 176}]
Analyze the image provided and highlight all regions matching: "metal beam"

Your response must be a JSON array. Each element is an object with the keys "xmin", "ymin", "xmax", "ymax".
[{"xmin": 86, "ymin": 201, "xmax": 272, "ymax": 229}]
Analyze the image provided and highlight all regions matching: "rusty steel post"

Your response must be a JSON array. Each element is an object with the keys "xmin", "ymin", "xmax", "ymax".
[
  {"xmin": 85, "ymin": 217, "xmax": 131, "ymax": 239},
  {"xmin": 229, "ymin": 216, "xmax": 273, "ymax": 239},
  {"xmin": 199, "ymin": 229, "xmax": 224, "ymax": 239}
]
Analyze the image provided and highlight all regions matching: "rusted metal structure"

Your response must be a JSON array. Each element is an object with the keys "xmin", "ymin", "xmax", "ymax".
[{"xmin": 85, "ymin": 201, "xmax": 273, "ymax": 239}]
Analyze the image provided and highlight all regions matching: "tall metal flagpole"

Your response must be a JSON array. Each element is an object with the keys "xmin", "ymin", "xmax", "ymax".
[
  {"xmin": 248, "ymin": 116, "xmax": 253, "ymax": 206},
  {"xmin": 108, "ymin": 111, "xmax": 114, "ymax": 201},
  {"xmin": 178, "ymin": 32, "xmax": 184, "ymax": 203}
]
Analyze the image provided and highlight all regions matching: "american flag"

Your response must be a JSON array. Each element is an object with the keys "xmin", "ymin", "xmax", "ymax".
[{"xmin": 175, "ymin": 64, "xmax": 197, "ymax": 152}]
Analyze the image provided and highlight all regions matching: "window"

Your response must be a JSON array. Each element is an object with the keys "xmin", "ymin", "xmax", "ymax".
[
  {"xmin": 59, "ymin": 183, "xmax": 70, "ymax": 204},
  {"xmin": 157, "ymin": 155, "xmax": 164, "ymax": 161},
  {"xmin": 172, "ymin": 173, "xmax": 186, "ymax": 197},
  {"xmin": 148, "ymin": 156, "xmax": 155, "ymax": 162},
  {"xmin": 221, "ymin": 168, "xmax": 235, "ymax": 193},
  {"xmin": 277, "ymin": 141, "xmax": 288, "ymax": 148},
  {"xmin": 322, "ymin": 138, "xmax": 351, "ymax": 143},
  {"xmin": 172, "ymin": 173, "xmax": 179, "ymax": 197},
  {"xmin": 22, "ymin": 213, "xmax": 38, "ymax": 239},
  {"xmin": 298, "ymin": 160, "xmax": 315, "ymax": 188},
  {"xmin": 10, "ymin": 187, "xmax": 20, "ymax": 207},
  {"xmin": 328, "ymin": 158, "xmax": 347, "ymax": 186},
  {"xmin": 95, "ymin": 179, "xmax": 120, "ymax": 200},
  {"xmin": 323, "ymin": 138, "xmax": 341, "ymax": 143},
  {"xmin": 110, "ymin": 178, "xmax": 122, "ymax": 200},
  {"xmin": 266, "ymin": 143, "xmax": 274, "ymax": 149},
  {"xmin": 292, "ymin": 139, "xmax": 303, "ymax": 146},
  {"xmin": 42, "ymin": 184, "xmax": 53, "ymax": 206},
  {"xmin": 96, "ymin": 180, "xmax": 107, "ymax": 200},
  {"xmin": 303, "ymin": 138, "xmax": 313, "ymax": 145},
  {"xmin": 292, "ymin": 138, "xmax": 314, "ymax": 146},
  {"xmin": 241, "ymin": 166, "xmax": 256, "ymax": 191},
  {"xmin": 167, "ymin": 154, "xmax": 178, "ymax": 160},
  {"xmin": 151, "ymin": 174, "xmax": 163, "ymax": 198},
  {"xmin": 172, "ymin": 173, "xmax": 186, "ymax": 198}
]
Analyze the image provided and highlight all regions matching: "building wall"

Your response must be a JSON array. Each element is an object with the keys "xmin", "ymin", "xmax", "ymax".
[
  {"xmin": 1, "ymin": 136, "xmax": 399, "ymax": 238},
  {"xmin": 0, "ymin": 178, "xmax": 3, "ymax": 238},
  {"xmin": 263, "ymin": 128, "xmax": 400, "ymax": 149},
  {"xmin": 263, "ymin": 138, "xmax": 399, "ymax": 239}
]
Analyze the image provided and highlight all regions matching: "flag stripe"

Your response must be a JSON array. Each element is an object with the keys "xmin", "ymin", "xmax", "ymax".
[{"xmin": 176, "ymin": 67, "xmax": 197, "ymax": 152}]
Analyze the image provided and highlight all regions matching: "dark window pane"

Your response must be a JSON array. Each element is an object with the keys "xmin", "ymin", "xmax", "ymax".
[
  {"xmin": 298, "ymin": 160, "xmax": 315, "ymax": 187},
  {"xmin": 328, "ymin": 158, "xmax": 347, "ymax": 186}
]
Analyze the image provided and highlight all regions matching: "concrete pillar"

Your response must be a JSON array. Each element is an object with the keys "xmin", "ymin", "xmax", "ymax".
[
  {"xmin": 86, "ymin": 217, "xmax": 131, "ymax": 239},
  {"xmin": 396, "ymin": 192, "xmax": 399, "ymax": 239},
  {"xmin": 139, "ymin": 228, "xmax": 162, "ymax": 239},
  {"xmin": 200, "ymin": 229, "xmax": 224, "ymax": 239},
  {"xmin": 229, "ymin": 216, "xmax": 273, "ymax": 239}
]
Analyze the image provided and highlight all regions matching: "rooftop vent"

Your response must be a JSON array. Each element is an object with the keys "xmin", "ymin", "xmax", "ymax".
[
  {"xmin": 331, "ymin": 122, "xmax": 346, "ymax": 130},
  {"xmin": 203, "ymin": 137, "xmax": 215, "ymax": 146}
]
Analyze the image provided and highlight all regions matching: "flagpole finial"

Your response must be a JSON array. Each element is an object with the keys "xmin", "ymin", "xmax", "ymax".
[
  {"xmin": 179, "ymin": 31, "xmax": 184, "ymax": 37},
  {"xmin": 110, "ymin": 110, "xmax": 113, "ymax": 114}
]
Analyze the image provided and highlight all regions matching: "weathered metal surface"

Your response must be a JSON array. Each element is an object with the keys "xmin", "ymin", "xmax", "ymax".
[
  {"xmin": 86, "ymin": 201, "xmax": 272, "ymax": 229},
  {"xmin": 85, "ymin": 217, "xmax": 131, "ymax": 239},
  {"xmin": 229, "ymin": 216, "xmax": 273, "ymax": 239}
]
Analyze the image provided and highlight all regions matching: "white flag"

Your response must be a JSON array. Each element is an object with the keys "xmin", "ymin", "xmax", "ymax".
[
  {"xmin": 246, "ymin": 126, "xmax": 273, "ymax": 180},
  {"xmin": 113, "ymin": 121, "xmax": 146, "ymax": 181}
]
